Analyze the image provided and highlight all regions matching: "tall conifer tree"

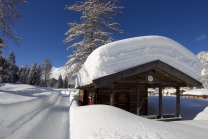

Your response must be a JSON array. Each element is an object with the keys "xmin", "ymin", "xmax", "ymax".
[
  {"xmin": 41, "ymin": 58, "xmax": 52, "ymax": 87},
  {"xmin": 57, "ymin": 75, "xmax": 63, "ymax": 88},
  {"xmin": 64, "ymin": 0, "xmax": 124, "ymax": 77},
  {"xmin": 28, "ymin": 63, "xmax": 37, "ymax": 85}
]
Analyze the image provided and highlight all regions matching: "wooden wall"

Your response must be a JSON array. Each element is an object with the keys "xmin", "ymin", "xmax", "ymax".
[{"xmin": 79, "ymin": 84, "xmax": 148, "ymax": 116}]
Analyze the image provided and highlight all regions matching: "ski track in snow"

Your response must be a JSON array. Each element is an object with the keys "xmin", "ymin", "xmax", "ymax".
[{"xmin": 2, "ymin": 94, "xmax": 70, "ymax": 139}]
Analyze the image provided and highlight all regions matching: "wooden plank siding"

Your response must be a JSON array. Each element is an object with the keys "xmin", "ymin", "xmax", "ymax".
[{"xmin": 86, "ymin": 85, "xmax": 148, "ymax": 115}]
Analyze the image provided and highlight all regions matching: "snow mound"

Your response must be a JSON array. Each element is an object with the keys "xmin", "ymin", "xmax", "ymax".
[
  {"xmin": 194, "ymin": 106, "xmax": 208, "ymax": 120},
  {"xmin": 75, "ymin": 35, "xmax": 201, "ymax": 87},
  {"xmin": 0, "ymin": 84, "xmax": 60, "ymax": 138},
  {"xmin": 183, "ymin": 89, "xmax": 208, "ymax": 95},
  {"xmin": 0, "ymin": 83, "xmax": 57, "ymax": 104},
  {"xmin": 69, "ymin": 93, "xmax": 208, "ymax": 139}
]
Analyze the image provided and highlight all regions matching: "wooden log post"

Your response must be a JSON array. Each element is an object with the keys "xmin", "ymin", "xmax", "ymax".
[
  {"xmin": 136, "ymin": 83, "xmax": 140, "ymax": 115},
  {"xmin": 95, "ymin": 88, "xmax": 98, "ymax": 104},
  {"xmin": 159, "ymin": 85, "xmax": 162, "ymax": 118},
  {"xmin": 176, "ymin": 86, "xmax": 180, "ymax": 117},
  {"xmin": 110, "ymin": 83, "xmax": 114, "ymax": 106}
]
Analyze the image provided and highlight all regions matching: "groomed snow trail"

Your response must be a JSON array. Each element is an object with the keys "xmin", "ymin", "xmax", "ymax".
[{"xmin": 3, "ymin": 94, "xmax": 70, "ymax": 139}]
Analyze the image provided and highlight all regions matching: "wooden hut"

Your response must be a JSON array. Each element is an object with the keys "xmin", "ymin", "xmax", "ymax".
[{"xmin": 77, "ymin": 60, "xmax": 202, "ymax": 119}]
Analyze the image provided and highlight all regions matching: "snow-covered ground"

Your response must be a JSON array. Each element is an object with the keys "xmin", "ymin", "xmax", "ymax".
[
  {"xmin": 0, "ymin": 83, "xmax": 74, "ymax": 139},
  {"xmin": 1, "ymin": 84, "xmax": 208, "ymax": 139},
  {"xmin": 70, "ymin": 90, "xmax": 208, "ymax": 139}
]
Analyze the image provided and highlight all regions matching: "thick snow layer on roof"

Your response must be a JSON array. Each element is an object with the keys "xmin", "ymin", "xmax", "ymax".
[
  {"xmin": 75, "ymin": 35, "xmax": 201, "ymax": 87},
  {"xmin": 183, "ymin": 89, "xmax": 208, "ymax": 95}
]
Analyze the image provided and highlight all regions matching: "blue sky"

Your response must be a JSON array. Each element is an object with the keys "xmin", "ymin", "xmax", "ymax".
[{"xmin": 2, "ymin": 0, "xmax": 208, "ymax": 68}]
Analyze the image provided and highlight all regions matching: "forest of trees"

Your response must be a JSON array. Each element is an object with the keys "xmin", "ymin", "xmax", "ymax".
[{"xmin": 0, "ymin": 52, "xmax": 68, "ymax": 88}]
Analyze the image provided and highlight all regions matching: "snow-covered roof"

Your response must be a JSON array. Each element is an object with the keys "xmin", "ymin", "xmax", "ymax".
[{"xmin": 75, "ymin": 35, "xmax": 201, "ymax": 87}]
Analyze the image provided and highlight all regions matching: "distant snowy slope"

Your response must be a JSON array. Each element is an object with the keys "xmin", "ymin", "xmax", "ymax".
[
  {"xmin": 50, "ymin": 67, "xmax": 67, "ymax": 80},
  {"xmin": 50, "ymin": 60, "xmax": 77, "ymax": 85}
]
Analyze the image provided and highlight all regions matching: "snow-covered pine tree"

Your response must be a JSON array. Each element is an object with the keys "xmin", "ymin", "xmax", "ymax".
[
  {"xmin": 40, "ymin": 58, "xmax": 52, "ymax": 87},
  {"xmin": 36, "ymin": 65, "xmax": 42, "ymax": 86},
  {"xmin": 197, "ymin": 51, "xmax": 208, "ymax": 88},
  {"xmin": 24, "ymin": 67, "xmax": 30, "ymax": 84},
  {"xmin": 49, "ymin": 78, "xmax": 57, "ymax": 88},
  {"xmin": 64, "ymin": 0, "xmax": 124, "ymax": 77},
  {"xmin": 57, "ymin": 75, "xmax": 63, "ymax": 88},
  {"xmin": 63, "ymin": 75, "xmax": 68, "ymax": 88},
  {"xmin": 5, "ymin": 52, "xmax": 19, "ymax": 83},
  {"xmin": 0, "ymin": 51, "xmax": 9, "ymax": 84},
  {"xmin": 0, "ymin": 0, "xmax": 26, "ymax": 45},
  {"xmin": 17, "ymin": 66, "xmax": 24, "ymax": 83},
  {"xmin": 28, "ymin": 63, "xmax": 38, "ymax": 85}
]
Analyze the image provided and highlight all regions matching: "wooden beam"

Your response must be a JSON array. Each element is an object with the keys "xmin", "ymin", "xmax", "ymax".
[
  {"xmin": 93, "ymin": 61, "xmax": 159, "ymax": 88},
  {"xmin": 147, "ymin": 83, "xmax": 186, "ymax": 88},
  {"xmin": 136, "ymin": 83, "xmax": 140, "ymax": 115},
  {"xmin": 158, "ymin": 61, "xmax": 202, "ymax": 88},
  {"xmin": 110, "ymin": 83, "xmax": 114, "ymax": 106},
  {"xmin": 159, "ymin": 85, "xmax": 162, "ymax": 118},
  {"xmin": 176, "ymin": 86, "xmax": 180, "ymax": 117},
  {"xmin": 95, "ymin": 88, "xmax": 98, "ymax": 104}
]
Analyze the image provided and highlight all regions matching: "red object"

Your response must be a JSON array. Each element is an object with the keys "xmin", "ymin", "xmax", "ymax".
[
  {"xmin": 79, "ymin": 94, "xmax": 83, "ymax": 101},
  {"xmin": 88, "ymin": 97, "xmax": 91, "ymax": 105}
]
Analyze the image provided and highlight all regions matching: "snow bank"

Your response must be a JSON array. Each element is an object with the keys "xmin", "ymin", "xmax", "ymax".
[
  {"xmin": 75, "ymin": 35, "xmax": 201, "ymax": 87},
  {"xmin": 69, "ymin": 91, "xmax": 208, "ymax": 138},
  {"xmin": 0, "ymin": 84, "xmax": 60, "ymax": 138},
  {"xmin": 70, "ymin": 100, "xmax": 208, "ymax": 138},
  {"xmin": 0, "ymin": 83, "xmax": 56, "ymax": 104},
  {"xmin": 194, "ymin": 106, "xmax": 208, "ymax": 120},
  {"xmin": 69, "ymin": 90, "xmax": 79, "ymax": 139},
  {"xmin": 183, "ymin": 89, "xmax": 208, "ymax": 95}
]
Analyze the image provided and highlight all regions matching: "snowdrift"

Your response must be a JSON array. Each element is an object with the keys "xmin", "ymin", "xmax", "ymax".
[
  {"xmin": 194, "ymin": 106, "xmax": 208, "ymax": 120},
  {"xmin": 69, "ymin": 92, "xmax": 208, "ymax": 139},
  {"xmin": 75, "ymin": 35, "xmax": 201, "ymax": 87},
  {"xmin": 0, "ymin": 84, "xmax": 60, "ymax": 138}
]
